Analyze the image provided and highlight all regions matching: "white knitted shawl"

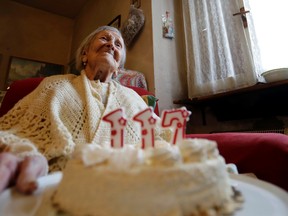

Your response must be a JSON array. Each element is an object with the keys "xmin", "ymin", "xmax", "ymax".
[{"xmin": 0, "ymin": 72, "xmax": 166, "ymax": 171}]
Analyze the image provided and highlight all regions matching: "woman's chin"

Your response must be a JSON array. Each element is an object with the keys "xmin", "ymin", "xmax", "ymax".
[{"xmin": 97, "ymin": 56, "xmax": 118, "ymax": 69}]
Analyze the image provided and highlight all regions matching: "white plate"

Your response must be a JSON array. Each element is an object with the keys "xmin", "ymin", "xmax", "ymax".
[
  {"xmin": 0, "ymin": 173, "xmax": 287, "ymax": 216},
  {"xmin": 231, "ymin": 174, "xmax": 288, "ymax": 216},
  {"xmin": 261, "ymin": 68, "xmax": 288, "ymax": 82},
  {"xmin": 0, "ymin": 172, "xmax": 62, "ymax": 216}
]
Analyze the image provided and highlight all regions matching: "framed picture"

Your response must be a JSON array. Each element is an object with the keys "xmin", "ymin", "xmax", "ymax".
[
  {"xmin": 108, "ymin": 15, "xmax": 121, "ymax": 29},
  {"xmin": 131, "ymin": 0, "xmax": 141, "ymax": 8},
  {"xmin": 6, "ymin": 57, "xmax": 64, "ymax": 87}
]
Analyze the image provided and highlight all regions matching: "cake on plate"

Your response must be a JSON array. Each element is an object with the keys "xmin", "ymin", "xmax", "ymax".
[
  {"xmin": 51, "ymin": 138, "xmax": 243, "ymax": 216},
  {"xmin": 38, "ymin": 107, "xmax": 243, "ymax": 216}
]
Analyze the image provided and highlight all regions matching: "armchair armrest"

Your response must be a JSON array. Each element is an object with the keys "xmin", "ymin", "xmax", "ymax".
[
  {"xmin": 186, "ymin": 132, "xmax": 288, "ymax": 192},
  {"xmin": 0, "ymin": 77, "xmax": 44, "ymax": 117}
]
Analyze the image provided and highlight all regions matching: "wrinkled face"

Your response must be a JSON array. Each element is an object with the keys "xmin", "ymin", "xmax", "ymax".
[{"xmin": 83, "ymin": 30, "xmax": 124, "ymax": 77}]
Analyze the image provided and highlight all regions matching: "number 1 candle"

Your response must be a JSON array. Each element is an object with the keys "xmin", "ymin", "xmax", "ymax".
[
  {"xmin": 102, "ymin": 108, "xmax": 127, "ymax": 148},
  {"xmin": 133, "ymin": 107, "xmax": 157, "ymax": 149}
]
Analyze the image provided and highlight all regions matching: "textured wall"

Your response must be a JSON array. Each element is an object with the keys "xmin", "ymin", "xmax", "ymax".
[
  {"xmin": 151, "ymin": 0, "xmax": 187, "ymax": 112},
  {"xmin": 0, "ymin": 0, "xmax": 73, "ymax": 90}
]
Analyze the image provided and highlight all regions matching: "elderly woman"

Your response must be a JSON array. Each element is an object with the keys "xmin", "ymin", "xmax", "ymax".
[{"xmin": 0, "ymin": 26, "xmax": 166, "ymax": 194}]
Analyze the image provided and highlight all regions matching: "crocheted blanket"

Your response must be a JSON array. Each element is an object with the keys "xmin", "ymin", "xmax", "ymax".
[{"xmin": 0, "ymin": 71, "xmax": 166, "ymax": 171}]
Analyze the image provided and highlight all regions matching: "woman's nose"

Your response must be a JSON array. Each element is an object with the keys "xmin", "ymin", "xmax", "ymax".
[{"xmin": 106, "ymin": 41, "xmax": 115, "ymax": 50}]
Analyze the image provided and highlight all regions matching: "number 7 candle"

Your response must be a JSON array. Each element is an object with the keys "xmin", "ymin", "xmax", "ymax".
[
  {"xmin": 161, "ymin": 107, "xmax": 191, "ymax": 145},
  {"xmin": 102, "ymin": 108, "xmax": 127, "ymax": 148}
]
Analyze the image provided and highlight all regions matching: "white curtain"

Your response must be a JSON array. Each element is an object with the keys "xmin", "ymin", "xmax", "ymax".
[{"xmin": 182, "ymin": 0, "xmax": 263, "ymax": 99}]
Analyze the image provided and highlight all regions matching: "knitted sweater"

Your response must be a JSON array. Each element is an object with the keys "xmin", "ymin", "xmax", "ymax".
[{"xmin": 0, "ymin": 71, "xmax": 166, "ymax": 171}]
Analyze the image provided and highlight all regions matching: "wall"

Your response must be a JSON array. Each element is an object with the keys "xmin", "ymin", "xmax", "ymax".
[
  {"xmin": 151, "ymin": 0, "xmax": 187, "ymax": 113},
  {"xmin": 0, "ymin": 0, "xmax": 74, "ymax": 90}
]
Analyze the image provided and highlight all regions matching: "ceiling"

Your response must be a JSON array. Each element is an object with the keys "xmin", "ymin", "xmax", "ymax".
[{"xmin": 10, "ymin": 0, "xmax": 90, "ymax": 19}]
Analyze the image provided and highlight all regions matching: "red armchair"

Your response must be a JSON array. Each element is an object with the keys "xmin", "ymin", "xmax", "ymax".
[{"xmin": 0, "ymin": 78, "xmax": 288, "ymax": 192}]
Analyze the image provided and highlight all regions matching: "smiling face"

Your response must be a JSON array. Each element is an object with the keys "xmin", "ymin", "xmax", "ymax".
[{"xmin": 83, "ymin": 30, "xmax": 125, "ymax": 82}]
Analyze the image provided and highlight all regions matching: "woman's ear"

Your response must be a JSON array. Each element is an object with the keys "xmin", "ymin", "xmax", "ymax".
[
  {"xmin": 81, "ymin": 56, "xmax": 88, "ymax": 66},
  {"xmin": 82, "ymin": 56, "xmax": 87, "ymax": 62}
]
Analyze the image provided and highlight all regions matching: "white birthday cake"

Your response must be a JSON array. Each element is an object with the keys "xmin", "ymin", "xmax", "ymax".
[{"xmin": 50, "ymin": 107, "xmax": 243, "ymax": 216}]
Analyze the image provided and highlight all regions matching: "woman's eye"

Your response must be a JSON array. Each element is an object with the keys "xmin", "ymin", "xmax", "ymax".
[
  {"xmin": 100, "ymin": 36, "xmax": 107, "ymax": 41},
  {"xmin": 115, "ymin": 42, "xmax": 122, "ymax": 48}
]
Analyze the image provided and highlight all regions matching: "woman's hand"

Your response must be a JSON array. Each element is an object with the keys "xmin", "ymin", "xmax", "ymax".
[{"xmin": 0, "ymin": 153, "xmax": 48, "ymax": 194}]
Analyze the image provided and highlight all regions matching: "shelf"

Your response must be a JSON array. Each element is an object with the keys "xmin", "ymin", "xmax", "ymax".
[{"xmin": 174, "ymin": 80, "xmax": 288, "ymax": 124}]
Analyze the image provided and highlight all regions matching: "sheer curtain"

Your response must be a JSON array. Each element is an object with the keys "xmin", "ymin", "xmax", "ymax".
[{"xmin": 182, "ymin": 0, "xmax": 263, "ymax": 99}]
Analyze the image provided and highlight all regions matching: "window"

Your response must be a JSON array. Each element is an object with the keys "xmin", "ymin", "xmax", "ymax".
[
  {"xmin": 249, "ymin": 0, "xmax": 288, "ymax": 71},
  {"xmin": 182, "ymin": 0, "xmax": 288, "ymax": 99}
]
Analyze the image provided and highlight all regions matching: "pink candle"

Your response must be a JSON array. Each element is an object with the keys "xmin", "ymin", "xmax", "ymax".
[
  {"xmin": 102, "ymin": 108, "xmax": 127, "ymax": 148},
  {"xmin": 161, "ymin": 107, "xmax": 191, "ymax": 145},
  {"xmin": 133, "ymin": 107, "xmax": 157, "ymax": 149}
]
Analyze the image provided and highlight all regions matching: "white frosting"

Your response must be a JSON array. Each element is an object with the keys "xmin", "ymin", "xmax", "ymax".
[
  {"xmin": 80, "ymin": 140, "xmax": 184, "ymax": 169},
  {"xmin": 53, "ymin": 138, "xmax": 241, "ymax": 216},
  {"xmin": 81, "ymin": 144, "xmax": 112, "ymax": 166},
  {"xmin": 81, "ymin": 144, "xmax": 144, "ymax": 170},
  {"xmin": 145, "ymin": 141, "xmax": 182, "ymax": 166},
  {"xmin": 178, "ymin": 138, "xmax": 219, "ymax": 162},
  {"xmin": 109, "ymin": 145, "xmax": 145, "ymax": 170}
]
